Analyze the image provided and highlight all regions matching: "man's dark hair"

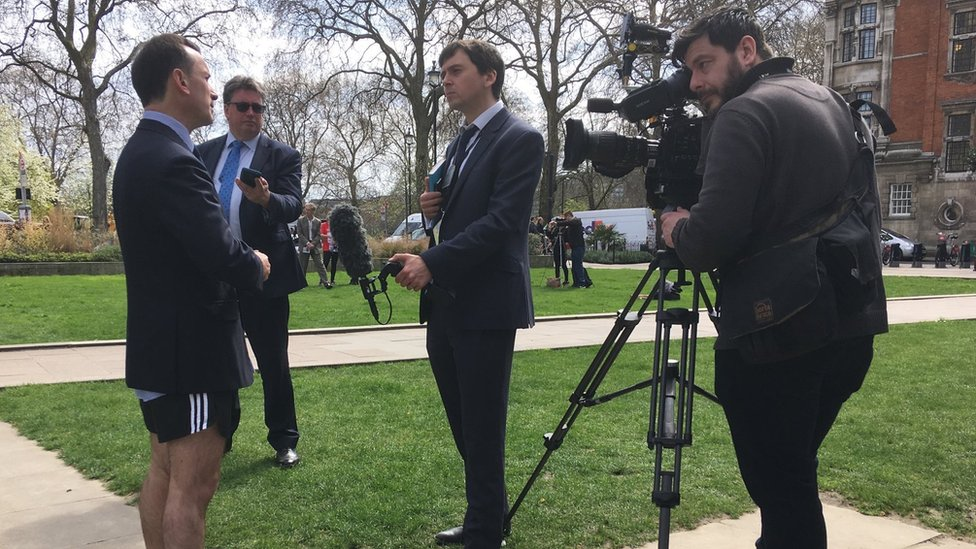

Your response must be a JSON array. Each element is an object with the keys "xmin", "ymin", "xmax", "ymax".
[
  {"xmin": 222, "ymin": 75, "xmax": 266, "ymax": 104},
  {"xmin": 438, "ymin": 40, "xmax": 505, "ymax": 99},
  {"xmin": 131, "ymin": 34, "xmax": 200, "ymax": 107},
  {"xmin": 672, "ymin": 7, "xmax": 774, "ymax": 64}
]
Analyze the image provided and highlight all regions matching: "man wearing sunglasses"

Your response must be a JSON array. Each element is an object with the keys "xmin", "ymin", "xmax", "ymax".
[{"xmin": 197, "ymin": 75, "xmax": 306, "ymax": 468}]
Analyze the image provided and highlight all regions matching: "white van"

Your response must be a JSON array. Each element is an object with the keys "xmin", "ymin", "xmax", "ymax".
[
  {"xmin": 571, "ymin": 207, "xmax": 656, "ymax": 251},
  {"xmin": 384, "ymin": 213, "xmax": 426, "ymax": 242}
]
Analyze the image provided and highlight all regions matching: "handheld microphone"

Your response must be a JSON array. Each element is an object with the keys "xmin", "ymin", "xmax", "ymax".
[
  {"xmin": 359, "ymin": 262, "xmax": 403, "ymax": 323},
  {"xmin": 329, "ymin": 204, "xmax": 373, "ymax": 280},
  {"xmin": 328, "ymin": 204, "xmax": 403, "ymax": 324}
]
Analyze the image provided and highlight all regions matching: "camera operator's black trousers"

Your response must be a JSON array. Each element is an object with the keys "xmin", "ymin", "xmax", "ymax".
[
  {"xmin": 714, "ymin": 335, "xmax": 873, "ymax": 549},
  {"xmin": 426, "ymin": 312, "xmax": 515, "ymax": 549},
  {"xmin": 239, "ymin": 294, "xmax": 300, "ymax": 452}
]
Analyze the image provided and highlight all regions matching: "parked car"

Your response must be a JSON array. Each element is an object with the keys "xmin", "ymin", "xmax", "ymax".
[
  {"xmin": 383, "ymin": 213, "xmax": 426, "ymax": 242},
  {"xmin": 880, "ymin": 227, "xmax": 924, "ymax": 263},
  {"xmin": 0, "ymin": 211, "xmax": 15, "ymax": 228}
]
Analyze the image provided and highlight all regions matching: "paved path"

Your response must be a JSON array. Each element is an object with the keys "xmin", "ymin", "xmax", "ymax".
[
  {"xmin": 3, "ymin": 294, "xmax": 976, "ymax": 388},
  {"xmin": 2, "ymin": 275, "xmax": 976, "ymax": 547}
]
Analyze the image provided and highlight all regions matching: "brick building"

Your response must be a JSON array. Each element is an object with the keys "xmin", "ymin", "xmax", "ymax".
[{"xmin": 824, "ymin": 0, "xmax": 976, "ymax": 250}]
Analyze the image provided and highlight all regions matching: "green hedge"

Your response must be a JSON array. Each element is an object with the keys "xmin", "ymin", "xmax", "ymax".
[
  {"xmin": 0, "ymin": 244, "xmax": 122, "ymax": 263},
  {"xmin": 584, "ymin": 248, "xmax": 653, "ymax": 264}
]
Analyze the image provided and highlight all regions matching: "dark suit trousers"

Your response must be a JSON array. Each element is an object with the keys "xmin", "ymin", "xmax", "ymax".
[
  {"xmin": 426, "ymin": 308, "xmax": 515, "ymax": 549},
  {"xmin": 239, "ymin": 294, "xmax": 300, "ymax": 451},
  {"xmin": 714, "ymin": 336, "xmax": 873, "ymax": 549}
]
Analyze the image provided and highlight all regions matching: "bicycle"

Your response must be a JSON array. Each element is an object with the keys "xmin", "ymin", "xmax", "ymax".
[
  {"xmin": 936, "ymin": 232, "xmax": 960, "ymax": 266},
  {"xmin": 948, "ymin": 233, "xmax": 960, "ymax": 266},
  {"xmin": 882, "ymin": 242, "xmax": 905, "ymax": 265}
]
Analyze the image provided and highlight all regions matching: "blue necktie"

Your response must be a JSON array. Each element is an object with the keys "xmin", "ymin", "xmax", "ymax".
[{"xmin": 218, "ymin": 141, "xmax": 242, "ymax": 219}]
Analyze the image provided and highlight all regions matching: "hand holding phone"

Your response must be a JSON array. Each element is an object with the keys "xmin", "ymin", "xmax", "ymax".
[
  {"xmin": 428, "ymin": 160, "xmax": 445, "ymax": 192},
  {"xmin": 240, "ymin": 167, "xmax": 262, "ymax": 188}
]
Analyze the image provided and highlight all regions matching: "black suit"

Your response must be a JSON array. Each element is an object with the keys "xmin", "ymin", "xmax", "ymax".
[
  {"xmin": 421, "ymin": 108, "xmax": 543, "ymax": 548},
  {"xmin": 113, "ymin": 119, "xmax": 263, "ymax": 394},
  {"xmin": 197, "ymin": 133, "xmax": 306, "ymax": 451}
]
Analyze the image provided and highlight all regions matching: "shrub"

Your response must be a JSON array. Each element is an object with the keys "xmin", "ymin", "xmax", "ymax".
[
  {"xmin": 91, "ymin": 243, "xmax": 123, "ymax": 261},
  {"xmin": 44, "ymin": 207, "xmax": 91, "ymax": 252},
  {"xmin": 0, "ymin": 251, "xmax": 96, "ymax": 263},
  {"xmin": 0, "ymin": 207, "xmax": 115, "ymax": 262},
  {"xmin": 587, "ymin": 224, "xmax": 626, "ymax": 251},
  {"xmin": 528, "ymin": 232, "xmax": 545, "ymax": 255},
  {"xmin": 369, "ymin": 236, "xmax": 428, "ymax": 259},
  {"xmin": 584, "ymin": 248, "xmax": 653, "ymax": 264}
]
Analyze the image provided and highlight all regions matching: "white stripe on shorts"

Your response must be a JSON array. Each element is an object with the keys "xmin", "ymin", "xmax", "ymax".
[{"xmin": 188, "ymin": 393, "xmax": 210, "ymax": 434}]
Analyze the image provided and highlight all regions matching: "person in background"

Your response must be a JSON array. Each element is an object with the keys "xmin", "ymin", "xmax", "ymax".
[
  {"xmin": 545, "ymin": 217, "xmax": 569, "ymax": 286},
  {"xmin": 196, "ymin": 75, "xmax": 306, "ymax": 468},
  {"xmin": 320, "ymin": 210, "xmax": 338, "ymax": 288},
  {"xmin": 556, "ymin": 211, "xmax": 592, "ymax": 288},
  {"xmin": 297, "ymin": 203, "xmax": 330, "ymax": 288}
]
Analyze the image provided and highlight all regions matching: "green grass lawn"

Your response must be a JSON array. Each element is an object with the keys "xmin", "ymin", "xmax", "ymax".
[
  {"xmin": 1, "ymin": 269, "xmax": 973, "ymax": 345},
  {"xmin": 0, "ymin": 321, "xmax": 973, "ymax": 547}
]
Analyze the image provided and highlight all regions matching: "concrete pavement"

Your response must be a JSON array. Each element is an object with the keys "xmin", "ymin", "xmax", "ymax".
[
  {"xmin": 4, "ymin": 293, "xmax": 976, "ymax": 388},
  {"xmin": 2, "ymin": 270, "xmax": 976, "ymax": 547}
]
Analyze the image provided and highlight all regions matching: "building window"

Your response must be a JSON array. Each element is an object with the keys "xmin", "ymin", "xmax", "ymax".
[
  {"xmin": 889, "ymin": 184, "xmax": 913, "ymax": 216},
  {"xmin": 955, "ymin": 10, "xmax": 976, "ymax": 35},
  {"xmin": 952, "ymin": 38, "xmax": 975, "ymax": 73},
  {"xmin": 856, "ymin": 91, "xmax": 874, "ymax": 126},
  {"xmin": 842, "ymin": 32, "xmax": 856, "ymax": 62},
  {"xmin": 838, "ymin": 2, "xmax": 878, "ymax": 62},
  {"xmin": 952, "ymin": 11, "xmax": 976, "ymax": 73},
  {"xmin": 859, "ymin": 28, "xmax": 876, "ymax": 59},
  {"xmin": 945, "ymin": 113, "xmax": 973, "ymax": 173},
  {"xmin": 843, "ymin": 6, "xmax": 856, "ymax": 27},
  {"xmin": 860, "ymin": 3, "xmax": 877, "ymax": 24}
]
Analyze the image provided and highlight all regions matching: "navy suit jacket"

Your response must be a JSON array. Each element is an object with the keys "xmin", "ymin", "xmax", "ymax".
[
  {"xmin": 113, "ymin": 119, "xmax": 263, "ymax": 394},
  {"xmin": 420, "ymin": 108, "xmax": 544, "ymax": 330},
  {"xmin": 196, "ymin": 133, "xmax": 306, "ymax": 298}
]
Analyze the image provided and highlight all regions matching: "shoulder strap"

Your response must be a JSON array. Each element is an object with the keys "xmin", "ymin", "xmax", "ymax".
[
  {"xmin": 742, "ymin": 99, "xmax": 897, "ymax": 255},
  {"xmin": 849, "ymin": 99, "xmax": 897, "ymax": 140}
]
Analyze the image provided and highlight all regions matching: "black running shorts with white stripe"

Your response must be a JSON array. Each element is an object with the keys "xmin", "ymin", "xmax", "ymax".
[{"xmin": 139, "ymin": 391, "xmax": 241, "ymax": 451}]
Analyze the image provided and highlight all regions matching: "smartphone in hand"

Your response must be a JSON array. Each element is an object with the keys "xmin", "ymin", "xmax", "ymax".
[
  {"xmin": 240, "ymin": 167, "xmax": 262, "ymax": 188},
  {"xmin": 428, "ymin": 160, "xmax": 445, "ymax": 192}
]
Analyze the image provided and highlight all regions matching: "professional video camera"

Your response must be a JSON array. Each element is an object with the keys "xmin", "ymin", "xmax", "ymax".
[
  {"xmin": 562, "ymin": 13, "xmax": 702, "ymax": 210},
  {"xmin": 508, "ymin": 15, "xmax": 721, "ymax": 549}
]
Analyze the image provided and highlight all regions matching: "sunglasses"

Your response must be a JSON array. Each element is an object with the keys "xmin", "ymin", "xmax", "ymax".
[{"xmin": 228, "ymin": 102, "xmax": 267, "ymax": 114}]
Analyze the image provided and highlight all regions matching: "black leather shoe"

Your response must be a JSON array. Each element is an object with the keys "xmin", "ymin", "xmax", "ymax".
[
  {"xmin": 434, "ymin": 526, "xmax": 464, "ymax": 545},
  {"xmin": 275, "ymin": 448, "xmax": 300, "ymax": 468},
  {"xmin": 434, "ymin": 526, "xmax": 507, "ymax": 547}
]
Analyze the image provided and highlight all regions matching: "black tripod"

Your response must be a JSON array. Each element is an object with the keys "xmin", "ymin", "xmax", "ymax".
[{"xmin": 505, "ymin": 249, "xmax": 721, "ymax": 548}]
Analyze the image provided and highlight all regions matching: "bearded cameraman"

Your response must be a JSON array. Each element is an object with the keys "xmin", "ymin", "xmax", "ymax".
[{"xmin": 660, "ymin": 8, "xmax": 887, "ymax": 549}]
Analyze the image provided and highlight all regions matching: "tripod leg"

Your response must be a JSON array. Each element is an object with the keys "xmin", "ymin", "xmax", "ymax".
[
  {"xmin": 505, "ymin": 256, "xmax": 664, "ymax": 532},
  {"xmin": 648, "ymin": 270, "xmax": 707, "ymax": 548}
]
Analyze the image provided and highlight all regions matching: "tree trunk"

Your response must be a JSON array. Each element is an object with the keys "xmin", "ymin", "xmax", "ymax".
[{"xmin": 80, "ymin": 83, "xmax": 109, "ymax": 231}]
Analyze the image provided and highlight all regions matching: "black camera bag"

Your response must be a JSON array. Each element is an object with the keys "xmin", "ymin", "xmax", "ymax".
[{"xmin": 718, "ymin": 100, "xmax": 893, "ymax": 363}]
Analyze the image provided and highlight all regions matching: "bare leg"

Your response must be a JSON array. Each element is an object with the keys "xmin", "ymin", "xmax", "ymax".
[
  {"xmin": 139, "ymin": 433, "xmax": 169, "ymax": 549},
  {"xmin": 163, "ymin": 426, "xmax": 225, "ymax": 548},
  {"xmin": 140, "ymin": 427, "xmax": 226, "ymax": 548}
]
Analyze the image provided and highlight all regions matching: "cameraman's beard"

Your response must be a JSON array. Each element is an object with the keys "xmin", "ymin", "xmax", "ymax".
[{"xmin": 718, "ymin": 57, "xmax": 746, "ymax": 107}]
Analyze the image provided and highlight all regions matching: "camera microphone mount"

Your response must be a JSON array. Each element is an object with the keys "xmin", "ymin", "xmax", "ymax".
[{"xmin": 504, "ymin": 249, "xmax": 721, "ymax": 549}]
